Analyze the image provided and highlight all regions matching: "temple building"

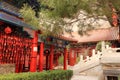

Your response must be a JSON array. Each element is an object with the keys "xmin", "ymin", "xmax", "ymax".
[
  {"xmin": 69, "ymin": 27, "xmax": 119, "ymax": 59},
  {"xmin": 0, "ymin": 1, "xmax": 78, "ymax": 73}
]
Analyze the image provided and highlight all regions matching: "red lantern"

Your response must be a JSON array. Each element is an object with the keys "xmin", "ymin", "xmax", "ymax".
[
  {"xmin": 112, "ymin": 8, "xmax": 118, "ymax": 27},
  {"xmin": 4, "ymin": 26, "xmax": 12, "ymax": 34},
  {"xmin": 44, "ymin": 49, "xmax": 50, "ymax": 56}
]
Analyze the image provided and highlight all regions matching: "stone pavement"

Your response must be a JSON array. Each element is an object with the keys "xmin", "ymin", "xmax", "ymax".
[
  {"xmin": 68, "ymin": 64, "xmax": 99, "ymax": 80},
  {"xmin": 71, "ymin": 75, "xmax": 98, "ymax": 80}
]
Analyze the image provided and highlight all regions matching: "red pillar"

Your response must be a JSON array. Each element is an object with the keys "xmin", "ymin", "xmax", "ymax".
[
  {"xmin": 30, "ymin": 31, "xmax": 38, "ymax": 72},
  {"xmin": 39, "ymin": 42, "xmax": 44, "ymax": 72},
  {"xmin": 49, "ymin": 45, "xmax": 54, "ymax": 70},
  {"xmin": 71, "ymin": 49, "xmax": 75, "ymax": 66},
  {"xmin": 72, "ymin": 49, "xmax": 76, "ymax": 65},
  {"xmin": 74, "ymin": 49, "xmax": 77, "ymax": 64},
  {"xmin": 64, "ymin": 48, "xmax": 67, "ymax": 70},
  {"xmin": 69, "ymin": 48, "xmax": 73, "ymax": 66}
]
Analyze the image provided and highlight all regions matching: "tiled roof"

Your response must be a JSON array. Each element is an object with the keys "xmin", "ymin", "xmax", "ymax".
[
  {"xmin": 65, "ymin": 27, "xmax": 119, "ymax": 43},
  {"xmin": 52, "ymin": 35, "xmax": 78, "ymax": 43}
]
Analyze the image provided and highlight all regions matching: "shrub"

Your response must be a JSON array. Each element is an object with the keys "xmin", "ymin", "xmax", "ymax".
[{"xmin": 0, "ymin": 70, "xmax": 73, "ymax": 80}]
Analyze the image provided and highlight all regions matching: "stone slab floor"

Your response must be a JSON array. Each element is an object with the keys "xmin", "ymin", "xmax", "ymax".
[{"xmin": 71, "ymin": 75, "xmax": 98, "ymax": 80}]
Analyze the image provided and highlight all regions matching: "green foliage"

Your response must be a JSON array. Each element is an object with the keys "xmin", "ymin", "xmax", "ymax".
[
  {"xmin": 38, "ymin": 0, "xmax": 120, "ymax": 35},
  {"xmin": 0, "ymin": 70, "xmax": 73, "ymax": 80},
  {"xmin": 19, "ymin": 3, "xmax": 65, "ymax": 36},
  {"xmin": 11, "ymin": 0, "xmax": 26, "ymax": 8},
  {"xmin": 11, "ymin": 0, "xmax": 120, "ymax": 17},
  {"xmin": 39, "ymin": 0, "xmax": 81, "ymax": 18},
  {"xmin": 39, "ymin": 13, "xmax": 65, "ymax": 36},
  {"xmin": 18, "ymin": 0, "xmax": 120, "ymax": 36},
  {"xmin": 39, "ymin": 0, "xmax": 106, "ymax": 18},
  {"xmin": 20, "ymin": 4, "xmax": 39, "ymax": 30},
  {"xmin": 95, "ymin": 41, "xmax": 112, "ymax": 51}
]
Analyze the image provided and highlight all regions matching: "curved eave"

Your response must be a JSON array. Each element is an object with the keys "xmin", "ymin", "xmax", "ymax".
[{"xmin": 51, "ymin": 35, "xmax": 78, "ymax": 43}]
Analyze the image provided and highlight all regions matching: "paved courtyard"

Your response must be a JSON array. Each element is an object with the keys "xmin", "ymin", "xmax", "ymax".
[{"xmin": 71, "ymin": 75, "xmax": 98, "ymax": 80}]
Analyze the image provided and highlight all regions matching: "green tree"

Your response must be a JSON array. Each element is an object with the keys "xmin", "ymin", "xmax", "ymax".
[
  {"xmin": 95, "ymin": 41, "xmax": 112, "ymax": 51},
  {"xmin": 20, "ymin": 3, "xmax": 65, "ymax": 36},
  {"xmin": 20, "ymin": 4, "xmax": 39, "ymax": 29},
  {"xmin": 16, "ymin": 0, "xmax": 120, "ymax": 36}
]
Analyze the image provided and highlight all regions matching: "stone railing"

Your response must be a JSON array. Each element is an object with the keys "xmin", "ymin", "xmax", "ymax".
[
  {"xmin": 101, "ymin": 47, "xmax": 120, "ymax": 64},
  {"xmin": 72, "ymin": 43, "xmax": 120, "ymax": 74},
  {"xmin": 80, "ymin": 50, "xmax": 102, "ymax": 63},
  {"xmin": 72, "ymin": 49, "xmax": 102, "ymax": 73}
]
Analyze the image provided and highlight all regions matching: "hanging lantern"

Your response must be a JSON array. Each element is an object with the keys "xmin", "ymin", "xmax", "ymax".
[
  {"xmin": 4, "ymin": 26, "xmax": 12, "ymax": 34},
  {"xmin": 44, "ymin": 49, "xmax": 50, "ymax": 56},
  {"xmin": 112, "ymin": 13, "xmax": 118, "ymax": 27}
]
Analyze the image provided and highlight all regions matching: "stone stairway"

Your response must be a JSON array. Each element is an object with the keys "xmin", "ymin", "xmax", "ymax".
[
  {"xmin": 71, "ymin": 49, "xmax": 101, "ymax": 75},
  {"xmin": 69, "ymin": 48, "xmax": 102, "ymax": 80},
  {"xmin": 70, "ymin": 52, "xmax": 101, "ymax": 80},
  {"xmin": 70, "ymin": 41, "xmax": 120, "ymax": 80}
]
